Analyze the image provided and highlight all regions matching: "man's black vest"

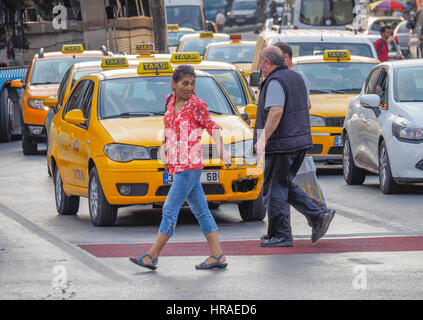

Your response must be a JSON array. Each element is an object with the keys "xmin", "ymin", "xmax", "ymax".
[{"xmin": 254, "ymin": 66, "xmax": 313, "ymax": 153}]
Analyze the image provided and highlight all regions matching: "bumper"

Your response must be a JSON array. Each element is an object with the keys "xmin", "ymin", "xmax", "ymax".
[
  {"xmin": 95, "ymin": 157, "xmax": 263, "ymax": 205},
  {"xmin": 387, "ymin": 136, "xmax": 423, "ymax": 183},
  {"xmin": 308, "ymin": 129, "xmax": 343, "ymax": 164},
  {"xmin": 21, "ymin": 123, "xmax": 46, "ymax": 142}
]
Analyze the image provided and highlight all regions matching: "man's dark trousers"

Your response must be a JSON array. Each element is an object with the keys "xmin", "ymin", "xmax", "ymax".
[{"xmin": 263, "ymin": 149, "xmax": 323, "ymax": 240}]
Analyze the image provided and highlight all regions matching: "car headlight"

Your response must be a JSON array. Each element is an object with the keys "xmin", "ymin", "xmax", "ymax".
[
  {"xmin": 226, "ymin": 139, "xmax": 254, "ymax": 158},
  {"xmin": 392, "ymin": 116, "xmax": 423, "ymax": 141},
  {"xmin": 104, "ymin": 143, "xmax": 151, "ymax": 162},
  {"xmin": 310, "ymin": 115, "xmax": 325, "ymax": 127},
  {"xmin": 27, "ymin": 98, "xmax": 47, "ymax": 110}
]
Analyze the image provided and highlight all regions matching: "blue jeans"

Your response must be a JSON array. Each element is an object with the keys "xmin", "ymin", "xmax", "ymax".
[{"xmin": 159, "ymin": 170, "xmax": 218, "ymax": 237}]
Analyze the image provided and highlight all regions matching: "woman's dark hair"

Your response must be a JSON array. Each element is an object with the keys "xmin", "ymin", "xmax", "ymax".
[{"xmin": 172, "ymin": 64, "xmax": 196, "ymax": 83}]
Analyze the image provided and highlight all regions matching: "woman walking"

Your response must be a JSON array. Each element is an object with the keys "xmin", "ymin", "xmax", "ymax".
[{"xmin": 129, "ymin": 65, "xmax": 231, "ymax": 270}]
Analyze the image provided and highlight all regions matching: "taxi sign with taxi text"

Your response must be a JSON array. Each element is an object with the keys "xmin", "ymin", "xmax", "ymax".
[
  {"xmin": 138, "ymin": 61, "xmax": 173, "ymax": 74},
  {"xmin": 200, "ymin": 32, "xmax": 214, "ymax": 38},
  {"xmin": 62, "ymin": 44, "xmax": 84, "ymax": 54},
  {"xmin": 323, "ymin": 50, "xmax": 351, "ymax": 62},
  {"xmin": 171, "ymin": 52, "xmax": 201, "ymax": 64},
  {"xmin": 101, "ymin": 57, "xmax": 129, "ymax": 68},
  {"xmin": 135, "ymin": 43, "xmax": 155, "ymax": 55}
]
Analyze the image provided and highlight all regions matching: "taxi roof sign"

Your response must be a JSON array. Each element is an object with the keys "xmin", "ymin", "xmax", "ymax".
[
  {"xmin": 323, "ymin": 50, "xmax": 351, "ymax": 62},
  {"xmin": 62, "ymin": 44, "xmax": 84, "ymax": 54},
  {"xmin": 138, "ymin": 61, "xmax": 173, "ymax": 75},
  {"xmin": 168, "ymin": 24, "xmax": 179, "ymax": 31},
  {"xmin": 101, "ymin": 57, "xmax": 129, "ymax": 68},
  {"xmin": 200, "ymin": 32, "xmax": 214, "ymax": 38},
  {"xmin": 171, "ymin": 52, "xmax": 201, "ymax": 64},
  {"xmin": 135, "ymin": 43, "xmax": 155, "ymax": 55},
  {"xmin": 230, "ymin": 34, "xmax": 242, "ymax": 41}
]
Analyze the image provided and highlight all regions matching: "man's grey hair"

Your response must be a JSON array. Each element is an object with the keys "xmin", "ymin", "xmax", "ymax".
[{"xmin": 262, "ymin": 46, "xmax": 285, "ymax": 66}]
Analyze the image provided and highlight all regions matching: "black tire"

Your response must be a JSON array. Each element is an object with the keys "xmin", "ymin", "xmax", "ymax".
[
  {"xmin": 0, "ymin": 88, "xmax": 12, "ymax": 142},
  {"xmin": 88, "ymin": 167, "xmax": 117, "ymax": 226},
  {"xmin": 208, "ymin": 202, "xmax": 220, "ymax": 210},
  {"xmin": 21, "ymin": 133, "xmax": 37, "ymax": 155},
  {"xmin": 238, "ymin": 191, "xmax": 266, "ymax": 221},
  {"xmin": 54, "ymin": 166, "xmax": 79, "ymax": 215},
  {"xmin": 379, "ymin": 141, "xmax": 400, "ymax": 194},
  {"xmin": 343, "ymin": 134, "xmax": 366, "ymax": 185}
]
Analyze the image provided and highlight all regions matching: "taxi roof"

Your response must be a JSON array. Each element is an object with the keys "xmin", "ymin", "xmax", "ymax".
[
  {"xmin": 70, "ymin": 58, "xmax": 142, "ymax": 72},
  {"xmin": 168, "ymin": 27, "xmax": 195, "ymax": 32},
  {"xmin": 35, "ymin": 50, "xmax": 106, "ymax": 60},
  {"xmin": 179, "ymin": 33, "xmax": 229, "ymax": 41},
  {"xmin": 293, "ymin": 54, "xmax": 380, "ymax": 64},
  {"xmin": 206, "ymin": 40, "xmax": 256, "ymax": 48}
]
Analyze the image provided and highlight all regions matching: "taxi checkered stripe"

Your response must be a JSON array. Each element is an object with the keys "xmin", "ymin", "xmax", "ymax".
[{"xmin": 0, "ymin": 67, "xmax": 28, "ymax": 82}]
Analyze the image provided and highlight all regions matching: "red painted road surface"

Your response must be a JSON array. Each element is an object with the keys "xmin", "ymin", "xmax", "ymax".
[{"xmin": 78, "ymin": 236, "xmax": 423, "ymax": 258}]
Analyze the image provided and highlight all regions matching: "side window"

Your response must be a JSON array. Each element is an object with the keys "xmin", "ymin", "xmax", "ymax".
[
  {"xmin": 57, "ymin": 68, "xmax": 72, "ymax": 107},
  {"xmin": 63, "ymin": 80, "xmax": 88, "ymax": 116},
  {"xmin": 365, "ymin": 68, "xmax": 381, "ymax": 95},
  {"xmin": 375, "ymin": 69, "xmax": 389, "ymax": 107},
  {"xmin": 79, "ymin": 81, "xmax": 94, "ymax": 121}
]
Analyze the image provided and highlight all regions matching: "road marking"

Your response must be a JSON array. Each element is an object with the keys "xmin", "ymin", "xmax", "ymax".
[{"xmin": 78, "ymin": 236, "xmax": 423, "ymax": 258}]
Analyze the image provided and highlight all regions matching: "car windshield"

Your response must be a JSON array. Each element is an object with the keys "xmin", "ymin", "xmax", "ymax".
[
  {"xmin": 296, "ymin": 62, "xmax": 377, "ymax": 93},
  {"xmin": 286, "ymin": 42, "xmax": 374, "ymax": 58},
  {"xmin": 166, "ymin": 6, "xmax": 203, "ymax": 30},
  {"xmin": 72, "ymin": 69, "xmax": 100, "ymax": 87},
  {"xmin": 179, "ymin": 38, "xmax": 229, "ymax": 56},
  {"xmin": 99, "ymin": 76, "xmax": 236, "ymax": 119},
  {"xmin": 394, "ymin": 67, "xmax": 423, "ymax": 103},
  {"xmin": 205, "ymin": 44, "xmax": 255, "ymax": 63},
  {"xmin": 30, "ymin": 58, "xmax": 101, "ymax": 85},
  {"xmin": 202, "ymin": 69, "xmax": 247, "ymax": 106},
  {"xmin": 232, "ymin": 1, "xmax": 257, "ymax": 10},
  {"xmin": 370, "ymin": 19, "xmax": 402, "ymax": 32},
  {"xmin": 300, "ymin": 0, "xmax": 354, "ymax": 26},
  {"xmin": 168, "ymin": 31, "xmax": 196, "ymax": 47}
]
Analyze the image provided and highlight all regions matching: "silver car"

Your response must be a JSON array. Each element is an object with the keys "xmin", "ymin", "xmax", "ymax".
[{"xmin": 393, "ymin": 21, "xmax": 410, "ymax": 57}]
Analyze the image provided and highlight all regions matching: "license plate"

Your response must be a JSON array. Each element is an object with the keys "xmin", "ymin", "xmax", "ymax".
[
  {"xmin": 163, "ymin": 171, "xmax": 219, "ymax": 184},
  {"xmin": 334, "ymin": 136, "xmax": 343, "ymax": 146},
  {"xmin": 236, "ymin": 18, "xmax": 245, "ymax": 22}
]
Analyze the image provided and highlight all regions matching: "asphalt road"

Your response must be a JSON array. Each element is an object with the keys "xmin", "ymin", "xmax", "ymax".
[{"xmin": 1, "ymin": 139, "xmax": 423, "ymax": 301}]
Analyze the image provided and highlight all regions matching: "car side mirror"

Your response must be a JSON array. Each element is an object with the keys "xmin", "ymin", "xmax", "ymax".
[
  {"xmin": 360, "ymin": 94, "xmax": 380, "ymax": 108},
  {"xmin": 64, "ymin": 109, "xmax": 86, "ymax": 125},
  {"xmin": 249, "ymin": 71, "xmax": 261, "ymax": 87},
  {"xmin": 244, "ymin": 104, "xmax": 257, "ymax": 119},
  {"xmin": 44, "ymin": 96, "xmax": 59, "ymax": 108},
  {"xmin": 11, "ymin": 79, "xmax": 24, "ymax": 89}
]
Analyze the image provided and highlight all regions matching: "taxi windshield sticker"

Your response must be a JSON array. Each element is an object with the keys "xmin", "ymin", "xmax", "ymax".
[
  {"xmin": 200, "ymin": 32, "xmax": 213, "ymax": 38},
  {"xmin": 324, "ymin": 50, "xmax": 351, "ymax": 61},
  {"xmin": 62, "ymin": 44, "xmax": 84, "ymax": 54},
  {"xmin": 136, "ymin": 43, "xmax": 154, "ymax": 55},
  {"xmin": 171, "ymin": 52, "xmax": 201, "ymax": 64},
  {"xmin": 101, "ymin": 57, "xmax": 129, "ymax": 68},
  {"xmin": 168, "ymin": 24, "xmax": 179, "ymax": 31},
  {"xmin": 138, "ymin": 61, "xmax": 173, "ymax": 74}
]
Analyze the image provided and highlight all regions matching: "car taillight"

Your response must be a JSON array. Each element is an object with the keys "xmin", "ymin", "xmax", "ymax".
[{"xmin": 294, "ymin": 25, "xmax": 298, "ymax": 30}]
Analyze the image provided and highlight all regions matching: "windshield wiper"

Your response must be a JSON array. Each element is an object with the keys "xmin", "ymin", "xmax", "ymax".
[
  {"xmin": 331, "ymin": 89, "xmax": 361, "ymax": 94},
  {"xmin": 101, "ymin": 112, "xmax": 156, "ymax": 119},
  {"xmin": 209, "ymin": 110, "xmax": 226, "ymax": 115},
  {"xmin": 31, "ymin": 82, "xmax": 57, "ymax": 85},
  {"xmin": 310, "ymin": 89, "xmax": 331, "ymax": 94},
  {"xmin": 398, "ymin": 100, "xmax": 423, "ymax": 102}
]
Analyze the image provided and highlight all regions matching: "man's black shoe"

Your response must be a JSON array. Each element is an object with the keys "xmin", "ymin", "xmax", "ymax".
[
  {"xmin": 311, "ymin": 209, "xmax": 336, "ymax": 243},
  {"xmin": 260, "ymin": 235, "xmax": 269, "ymax": 241},
  {"xmin": 260, "ymin": 237, "xmax": 293, "ymax": 247}
]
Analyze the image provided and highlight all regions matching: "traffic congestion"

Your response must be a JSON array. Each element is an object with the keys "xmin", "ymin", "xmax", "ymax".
[{"xmin": 1, "ymin": 0, "xmax": 423, "ymax": 301}]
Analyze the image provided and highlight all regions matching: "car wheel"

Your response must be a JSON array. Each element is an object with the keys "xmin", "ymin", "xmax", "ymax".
[
  {"xmin": 238, "ymin": 191, "xmax": 265, "ymax": 221},
  {"xmin": 379, "ymin": 141, "xmax": 400, "ymax": 194},
  {"xmin": 0, "ymin": 88, "xmax": 12, "ymax": 142},
  {"xmin": 21, "ymin": 133, "xmax": 37, "ymax": 155},
  {"xmin": 54, "ymin": 166, "xmax": 79, "ymax": 215},
  {"xmin": 343, "ymin": 134, "xmax": 366, "ymax": 185},
  {"xmin": 89, "ymin": 167, "xmax": 117, "ymax": 227}
]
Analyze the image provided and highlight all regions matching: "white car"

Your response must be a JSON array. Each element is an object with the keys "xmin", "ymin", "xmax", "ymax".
[{"xmin": 342, "ymin": 60, "xmax": 423, "ymax": 194}]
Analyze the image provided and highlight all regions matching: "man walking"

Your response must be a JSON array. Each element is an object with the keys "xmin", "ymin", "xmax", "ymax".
[
  {"xmin": 374, "ymin": 26, "xmax": 391, "ymax": 62},
  {"xmin": 254, "ymin": 46, "xmax": 335, "ymax": 247},
  {"xmin": 216, "ymin": 9, "xmax": 226, "ymax": 33}
]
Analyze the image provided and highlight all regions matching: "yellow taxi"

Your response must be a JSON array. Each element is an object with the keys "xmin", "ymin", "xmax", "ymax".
[
  {"xmin": 293, "ymin": 50, "xmax": 379, "ymax": 165},
  {"xmin": 167, "ymin": 24, "xmax": 196, "ymax": 53},
  {"xmin": 10, "ymin": 44, "xmax": 109, "ymax": 155},
  {"xmin": 203, "ymin": 34, "xmax": 256, "ymax": 79},
  {"xmin": 177, "ymin": 31, "xmax": 229, "ymax": 57},
  {"xmin": 47, "ymin": 59, "xmax": 264, "ymax": 226}
]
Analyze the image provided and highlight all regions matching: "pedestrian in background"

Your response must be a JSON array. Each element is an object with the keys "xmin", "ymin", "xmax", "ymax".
[
  {"xmin": 374, "ymin": 26, "xmax": 391, "ymax": 62},
  {"xmin": 216, "ymin": 9, "xmax": 226, "ymax": 33},
  {"xmin": 274, "ymin": 42, "xmax": 312, "ymax": 110},
  {"xmin": 254, "ymin": 46, "xmax": 335, "ymax": 247},
  {"xmin": 129, "ymin": 65, "xmax": 231, "ymax": 270}
]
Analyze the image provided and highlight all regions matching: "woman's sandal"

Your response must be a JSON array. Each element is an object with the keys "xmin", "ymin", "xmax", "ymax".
[
  {"xmin": 195, "ymin": 253, "xmax": 228, "ymax": 270},
  {"xmin": 129, "ymin": 254, "xmax": 158, "ymax": 270}
]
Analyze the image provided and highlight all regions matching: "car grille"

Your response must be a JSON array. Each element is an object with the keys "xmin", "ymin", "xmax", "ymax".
[
  {"xmin": 328, "ymin": 147, "xmax": 343, "ymax": 155},
  {"xmin": 149, "ymin": 146, "xmax": 219, "ymax": 160},
  {"xmin": 156, "ymin": 184, "xmax": 225, "ymax": 196},
  {"xmin": 325, "ymin": 117, "xmax": 345, "ymax": 127},
  {"xmin": 149, "ymin": 147, "xmax": 159, "ymax": 160}
]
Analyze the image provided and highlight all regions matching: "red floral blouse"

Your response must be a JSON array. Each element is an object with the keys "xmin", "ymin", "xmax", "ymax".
[{"xmin": 164, "ymin": 94, "xmax": 220, "ymax": 176}]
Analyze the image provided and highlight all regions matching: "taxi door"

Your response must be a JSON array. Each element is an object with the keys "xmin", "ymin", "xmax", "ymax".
[{"xmin": 58, "ymin": 79, "xmax": 92, "ymax": 187}]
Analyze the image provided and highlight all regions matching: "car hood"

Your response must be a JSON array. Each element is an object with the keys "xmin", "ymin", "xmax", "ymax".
[
  {"xmin": 394, "ymin": 102, "xmax": 423, "ymax": 127},
  {"xmin": 99, "ymin": 114, "xmax": 253, "ymax": 146},
  {"xmin": 27, "ymin": 84, "xmax": 60, "ymax": 99},
  {"xmin": 309, "ymin": 94, "xmax": 357, "ymax": 117},
  {"xmin": 231, "ymin": 9, "xmax": 255, "ymax": 15}
]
